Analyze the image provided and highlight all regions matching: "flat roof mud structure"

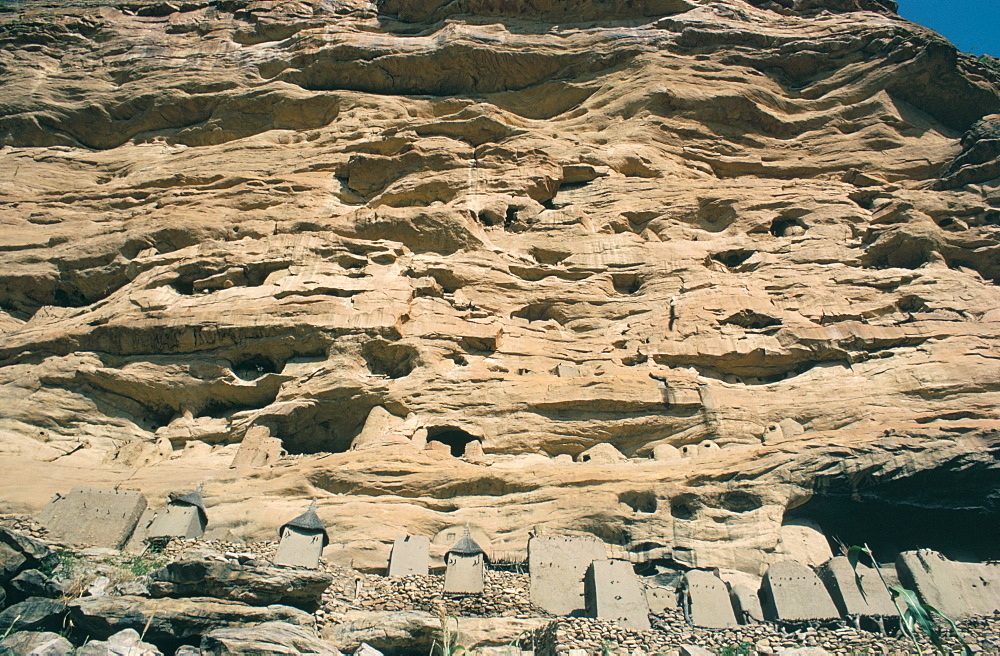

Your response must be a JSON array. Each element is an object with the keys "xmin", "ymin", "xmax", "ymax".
[{"xmin": 36, "ymin": 487, "xmax": 147, "ymax": 550}]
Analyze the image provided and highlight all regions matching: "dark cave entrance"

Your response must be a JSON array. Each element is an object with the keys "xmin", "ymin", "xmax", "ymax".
[
  {"xmin": 232, "ymin": 355, "xmax": 277, "ymax": 381},
  {"xmin": 786, "ymin": 498, "xmax": 1000, "ymax": 564},
  {"xmin": 426, "ymin": 426, "xmax": 478, "ymax": 458},
  {"xmin": 790, "ymin": 451, "xmax": 1000, "ymax": 564}
]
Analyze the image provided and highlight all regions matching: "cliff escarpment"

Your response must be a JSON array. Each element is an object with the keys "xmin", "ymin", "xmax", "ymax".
[{"xmin": 0, "ymin": 0, "xmax": 998, "ymax": 572}]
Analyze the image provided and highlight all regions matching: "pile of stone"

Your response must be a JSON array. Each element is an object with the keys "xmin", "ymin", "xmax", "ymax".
[
  {"xmin": 0, "ymin": 527, "xmax": 66, "ymax": 634},
  {"xmin": 6, "ymin": 503, "xmax": 1000, "ymax": 656},
  {"xmin": 0, "ymin": 515, "xmax": 50, "ymax": 541},
  {"xmin": 532, "ymin": 609, "xmax": 1000, "ymax": 655},
  {"xmin": 0, "ymin": 525, "xmax": 347, "ymax": 655},
  {"xmin": 156, "ymin": 536, "xmax": 279, "ymax": 564},
  {"xmin": 347, "ymin": 570, "xmax": 538, "ymax": 619}
]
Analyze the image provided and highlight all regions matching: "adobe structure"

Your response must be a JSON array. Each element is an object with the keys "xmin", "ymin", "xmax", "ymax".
[
  {"xmin": 147, "ymin": 488, "xmax": 208, "ymax": 540},
  {"xmin": 443, "ymin": 530, "xmax": 487, "ymax": 595},
  {"xmin": 36, "ymin": 487, "xmax": 147, "ymax": 550},
  {"xmin": 274, "ymin": 500, "xmax": 330, "ymax": 569}
]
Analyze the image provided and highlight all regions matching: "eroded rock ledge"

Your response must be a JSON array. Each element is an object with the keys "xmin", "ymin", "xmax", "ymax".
[{"xmin": 0, "ymin": 0, "xmax": 998, "ymax": 576}]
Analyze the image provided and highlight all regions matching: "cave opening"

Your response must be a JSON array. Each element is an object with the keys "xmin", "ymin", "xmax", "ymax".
[
  {"xmin": 282, "ymin": 416, "xmax": 356, "ymax": 456},
  {"xmin": 52, "ymin": 288, "xmax": 87, "ymax": 307},
  {"xmin": 785, "ymin": 497, "xmax": 1000, "ymax": 564},
  {"xmin": 171, "ymin": 278, "xmax": 195, "ymax": 295},
  {"xmin": 611, "ymin": 273, "xmax": 643, "ymax": 295},
  {"xmin": 362, "ymin": 339, "xmax": 417, "ymax": 378},
  {"xmin": 426, "ymin": 426, "xmax": 478, "ymax": 457},
  {"xmin": 232, "ymin": 355, "xmax": 278, "ymax": 381},
  {"xmin": 770, "ymin": 216, "xmax": 806, "ymax": 237},
  {"xmin": 504, "ymin": 205, "xmax": 518, "ymax": 229},
  {"xmin": 619, "ymin": 490, "xmax": 658, "ymax": 514},
  {"xmin": 721, "ymin": 309, "xmax": 781, "ymax": 330},
  {"xmin": 710, "ymin": 249, "xmax": 755, "ymax": 269}
]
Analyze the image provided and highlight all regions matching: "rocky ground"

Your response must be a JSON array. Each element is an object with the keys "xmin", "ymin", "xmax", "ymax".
[{"xmin": 3, "ymin": 517, "xmax": 999, "ymax": 655}]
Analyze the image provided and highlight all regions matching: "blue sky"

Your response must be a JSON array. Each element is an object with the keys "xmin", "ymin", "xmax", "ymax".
[{"xmin": 897, "ymin": 0, "xmax": 1000, "ymax": 57}]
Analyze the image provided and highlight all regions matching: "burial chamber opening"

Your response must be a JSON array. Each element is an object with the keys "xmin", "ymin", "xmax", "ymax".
[
  {"xmin": 426, "ymin": 426, "xmax": 478, "ymax": 457},
  {"xmin": 785, "ymin": 497, "xmax": 1000, "ymax": 564}
]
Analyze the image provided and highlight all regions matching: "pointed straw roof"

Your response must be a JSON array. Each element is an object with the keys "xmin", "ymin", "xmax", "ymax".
[
  {"xmin": 279, "ymin": 500, "xmax": 329, "ymax": 547},
  {"xmin": 446, "ymin": 528, "xmax": 488, "ymax": 562}
]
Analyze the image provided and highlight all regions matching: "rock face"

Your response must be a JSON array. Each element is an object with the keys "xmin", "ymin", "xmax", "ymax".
[
  {"xmin": 324, "ymin": 611, "xmax": 545, "ymax": 652},
  {"xmin": 0, "ymin": 0, "xmax": 998, "ymax": 575},
  {"xmin": 75, "ymin": 629, "xmax": 164, "ymax": 656},
  {"xmin": 68, "ymin": 595, "xmax": 314, "ymax": 644},
  {"xmin": 200, "ymin": 621, "xmax": 341, "ymax": 656},
  {"xmin": 0, "ymin": 631, "xmax": 74, "ymax": 656},
  {"xmin": 148, "ymin": 559, "xmax": 333, "ymax": 611}
]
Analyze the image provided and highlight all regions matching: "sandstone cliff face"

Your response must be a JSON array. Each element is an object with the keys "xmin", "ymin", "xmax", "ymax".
[{"xmin": 0, "ymin": 0, "xmax": 998, "ymax": 573}]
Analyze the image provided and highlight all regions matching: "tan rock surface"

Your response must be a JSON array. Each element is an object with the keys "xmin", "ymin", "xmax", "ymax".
[{"xmin": 0, "ymin": 0, "xmax": 998, "ymax": 573}]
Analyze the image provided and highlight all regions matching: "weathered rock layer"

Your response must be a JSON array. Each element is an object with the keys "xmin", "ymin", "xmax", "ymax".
[{"xmin": 0, "ymin": 0, "xmax": 998, "ymax": 572}]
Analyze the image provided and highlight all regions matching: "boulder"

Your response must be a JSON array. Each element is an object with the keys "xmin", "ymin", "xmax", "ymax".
[
  {"xmin": 76, "ymin": 628, "xmax": 163, "ymax": 656},
  {"xmin": 148, "ymin": 559, "xmax": 332, "ymax": 611},
  {"xmin": 0, "ymin": 598, "xmax": 67, "ymax": 633},
  {"xmin": 0, "ymin": 543, "xmax": 27, "ymax": 584},
  {"xmin": 10, "ymin": 570, "xmax": 63, "ymax": 601},
  {"xmin": 324, "ymin": 611, "xmax": 545, "ymax": 653},
  {"xmin": 323, "ymin": 611, "xmax": 438, "ymax": 652},
  {"xmin": 938, "ymin": 114, "xmax": 1000, "ymax": 188},
  {"xmin": 354, "ymin": 643, "xmax": 384, "ymax": 656},
  {"xmin": 776, "ymin": 520, "xmax": 833, "ymax": 568},
  {"xmin": 0, "ymin": 630, "xmax": 73, "ymax": 656},
  {"xmin": 68, "ymin": 595, "xmax": 314, "ymax": 644},
  {"xmin": 0, "ymin": 529, "xmax": 58, "ymax": 574},
  {"xmin": 229, "ymin": 426, "xmax": 285, "ymax": 469},
  {"xmin": 679, "ymin": 646, "xmax": 715, "ymax": 656},
  {"xmin": 36, "ymin": 488, "xmax": 148, "ymax": 550},
  {"xmin": 201, "ymin": 621, "xmax": 341, "ymax": 655}
]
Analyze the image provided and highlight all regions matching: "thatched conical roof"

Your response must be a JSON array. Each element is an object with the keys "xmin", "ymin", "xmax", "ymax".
[
  {"xmin": 446, "ymin": 529, "xmax": 487, "ymax": 561},
  {"xmin": 279, "ymin": 500, "xmax": 329, "ymax": 547}
]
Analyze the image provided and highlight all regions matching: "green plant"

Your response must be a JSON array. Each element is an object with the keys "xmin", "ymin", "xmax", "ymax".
[
  {"xmin": 718, "ymin": 643, "xmax": 753, "ymax": 656},
  {"xmin": 504, "ymin": 629, "xmax": 532, "ymax": 656},
  {"xmin": 108, "ymin": 552, "xmax": 166, "ymax": 578},
  {"xmin": 978, "ymin": 55, "xmax": 1000, "ymax": 73},
  {"xmin": 39, "ymin": 549, "xmax": 81, "ymax": 577},
  {"xmin": 430, "ymin": 611, "xmax": 469, "ymax": 656},
  {"xmin": 847, "ymin": 544, "xmax": 972, "ymax": 655}
]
